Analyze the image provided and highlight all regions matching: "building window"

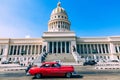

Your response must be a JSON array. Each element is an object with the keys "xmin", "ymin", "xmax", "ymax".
[{"xmin": 58, "ymin": 15, "xmax": 60, "ymax": 18}]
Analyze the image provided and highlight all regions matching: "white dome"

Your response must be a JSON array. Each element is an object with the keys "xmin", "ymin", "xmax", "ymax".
[
  {"xmin": 48, "ymin": 2, "xmax": 70, "ymax": 32},
  {"xmin": 51, "ymin": 2, "xmax": 67, "ymax": 16}
]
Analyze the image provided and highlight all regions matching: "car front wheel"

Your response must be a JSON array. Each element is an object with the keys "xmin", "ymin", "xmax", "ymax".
[
  {"xmin": 66, "ymin": 72, "xmax": 71, "ymax": 78},
  {"xmin": 35, "ymin": 74, "xmax": 42, "ymax": 79}
]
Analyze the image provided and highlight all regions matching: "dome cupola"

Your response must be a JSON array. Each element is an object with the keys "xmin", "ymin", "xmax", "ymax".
[
  {"xmin": 48, "ymin": 2, "xmax": 71, "ymax": 32},
  {"xmin": 51, "ymin": 2, "xmax": 67, "ymax": 16}
]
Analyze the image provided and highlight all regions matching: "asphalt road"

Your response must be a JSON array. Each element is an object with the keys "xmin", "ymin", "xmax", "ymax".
[
  {"xmin": 0, "ymin": 70, "xmax": 120, "ymax": 80},
  {"xmin": 0, "ymin": 66, "xmax": 120, "ymax": 80}
]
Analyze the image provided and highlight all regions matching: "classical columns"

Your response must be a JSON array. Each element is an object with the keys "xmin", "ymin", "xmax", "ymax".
[
  {"xmin": 65, "ymin": 41, "xmax": 67, "ymax": 53},
  {"xmin": 47, "ymin": 41, "xmax": 71, "ymax": 54},
  {"xmin": 34, "ymin": 45, "xmax": 36, "ymax": 55},
  {"xmin": 38, "ymin": 45, "xmax": 40, "ymax": 55},
  {"xmin": 61, "ymin": 42, "xmax": 62, "ymax": 53},
  {"xmin": 16, "ymin": 45, "xmax": 18, "ymax": 55},
  {"xmin": 109, "ymin": 43, "xmax": 115, "ymax": 53},
  {"xmin": 12, "ymin": 45, "xmax": 15, "ymax": 55},
  {"xmin": 27, "ymin": 45, "xmax": 29, "ymax": 55},
  {"xmin": 56, "ymin": 42, "xmax": 58, "ymax": 53}
]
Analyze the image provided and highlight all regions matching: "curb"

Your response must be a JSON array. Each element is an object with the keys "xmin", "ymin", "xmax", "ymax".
[{"xmin": 4, "ymin": 69, "xmax": 25, "ymax": 71}]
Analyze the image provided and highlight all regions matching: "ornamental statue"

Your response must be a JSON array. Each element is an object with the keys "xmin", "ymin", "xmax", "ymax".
[
  {"xmin": 72, "ymin": 45, "xmax": 76, "ymax": 52},
  {"xmin": 43, "ymin": 46, "xmax": 46, "ymax": 52}
]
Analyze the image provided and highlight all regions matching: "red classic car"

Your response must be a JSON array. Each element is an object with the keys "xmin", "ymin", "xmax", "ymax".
[{"xmin": 28, "ymin": 62, "xmax": 74, "ymax": 78}]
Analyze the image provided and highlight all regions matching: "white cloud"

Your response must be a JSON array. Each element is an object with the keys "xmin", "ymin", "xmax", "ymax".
[{"xmin": 25, "ymin": 35, "xmax": 31, "ymax": 38}]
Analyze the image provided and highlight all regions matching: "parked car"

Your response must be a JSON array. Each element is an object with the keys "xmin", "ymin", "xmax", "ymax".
[
  {"xmin": 83, "ymin": 60, "xmax": 97, "ymax": 66},
  {"xmin": 1, "ymin": 60, "xmax": 9, "ymax": 64},
  {"xmin": 28, "ymin": 62, "xmax": 74, "ymax": 78}
]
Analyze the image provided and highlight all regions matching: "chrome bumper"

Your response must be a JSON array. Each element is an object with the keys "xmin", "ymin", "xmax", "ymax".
[
  {"xmin": 72, "ymin": 71, "xmax": 79, "ymax": 76},
  {"xmin": 26, "ymin": 72, "xmax": 31, "ymax": 76}
]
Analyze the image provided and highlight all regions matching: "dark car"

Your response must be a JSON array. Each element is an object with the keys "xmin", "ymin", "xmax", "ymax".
[{"xmin": 83, "ymin": 60, "xmax": 97, "ymax": 66}]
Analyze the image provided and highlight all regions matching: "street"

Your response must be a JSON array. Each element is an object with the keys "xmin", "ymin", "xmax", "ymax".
[{"xmin": 0, "ymin": 66, "xmax": 120, "ymax": 80}]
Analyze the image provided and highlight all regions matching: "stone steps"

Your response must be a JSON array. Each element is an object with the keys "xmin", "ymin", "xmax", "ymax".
[{"xmin": 45, "ymin": 53, "xmax": 75, "ymax": 62}]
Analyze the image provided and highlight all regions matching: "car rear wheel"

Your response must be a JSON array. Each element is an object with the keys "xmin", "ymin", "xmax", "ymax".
[
  {"xmin": 35, "ymin": 74, "xmax": 42, "ymax": 79},
  {"xmin": 66, "ymin": 72, "xmax": 71, "ymax": 78}
]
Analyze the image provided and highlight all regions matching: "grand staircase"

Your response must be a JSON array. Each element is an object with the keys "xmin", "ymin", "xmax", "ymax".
[{"xmin": 45, "ymin": 53, "xmax": 75, "ymax": 63}]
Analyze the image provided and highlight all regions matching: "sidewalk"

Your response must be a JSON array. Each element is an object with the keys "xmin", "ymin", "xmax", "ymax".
[{"xmin": 0, "ymin": 63, "xmax": 27, "ymax": 72}]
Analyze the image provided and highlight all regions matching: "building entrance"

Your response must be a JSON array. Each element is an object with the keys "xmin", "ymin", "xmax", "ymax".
[{"xmin": 48, "ymin": 41, "xmax": 70, "ymax": 54}]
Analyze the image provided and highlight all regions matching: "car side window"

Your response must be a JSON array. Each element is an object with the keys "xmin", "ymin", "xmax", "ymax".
[
  {"xmin": 51, "ymin": 64, "xmax": 56, "ymax": 67},
  {"xmin": 41, "ymin": 64, "xmax": 50, "ymax": 68},
  {"xmin": 51, "ymin": 63, "xmax": 61, "ymax": 68}
]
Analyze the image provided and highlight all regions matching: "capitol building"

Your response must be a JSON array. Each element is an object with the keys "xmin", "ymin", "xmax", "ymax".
[{"xmin": 0, "ymin": 2, "xmax": 120, "ymax": 64}]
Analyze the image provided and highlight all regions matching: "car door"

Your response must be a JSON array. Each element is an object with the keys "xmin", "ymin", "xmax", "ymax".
[
  {"xmin": 51, "ymin": 63, "xmax": 64, "ymax": 77},
  {"xmin": 40, "ymin": 63, "xmax": 53, "ymax": 76}
]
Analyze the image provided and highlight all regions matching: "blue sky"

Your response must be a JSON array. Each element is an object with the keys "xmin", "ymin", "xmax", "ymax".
[{"xmin": 0, "ymin": 0, "xmax": 120, "ymax": 38}]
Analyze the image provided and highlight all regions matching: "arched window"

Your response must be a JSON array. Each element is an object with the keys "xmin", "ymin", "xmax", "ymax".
[
  {"xmin": 65, "ymin": 16, "xmax": 67, "ymax": 19},
  {"xmin": 58, "ymin": 15, "xmax": 60, "ymax": 18}
]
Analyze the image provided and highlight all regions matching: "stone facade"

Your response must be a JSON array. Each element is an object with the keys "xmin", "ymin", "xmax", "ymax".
[{"xmin": 0, "ymin": 2, "xmax": 120, "ymax": 63}]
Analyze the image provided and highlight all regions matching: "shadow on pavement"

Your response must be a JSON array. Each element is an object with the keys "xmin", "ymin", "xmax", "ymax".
[{"xmin": 32, "ymin": 75, "xmax": 83, "ymax": 79}]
